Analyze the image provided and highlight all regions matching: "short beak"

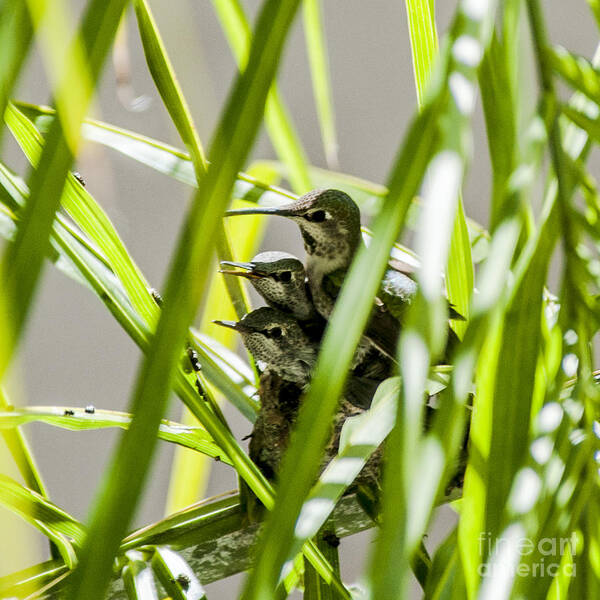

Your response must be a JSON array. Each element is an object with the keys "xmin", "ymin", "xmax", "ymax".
[
  {"xmin": 218, "ymin": 261, "xmax": 264, "ymax": 280},
  {"xmin": 224, "ymin": 204, "xmax": 296, "ymax": 217},
  {"xmin": 219, "ymin": 269, "xmax": 263, "ymax": 280}
]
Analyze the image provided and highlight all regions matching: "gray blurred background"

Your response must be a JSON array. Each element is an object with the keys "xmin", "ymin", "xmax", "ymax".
[{"xmin": 0, "ymin": 0, "xmax": 597, "ymax": 596}]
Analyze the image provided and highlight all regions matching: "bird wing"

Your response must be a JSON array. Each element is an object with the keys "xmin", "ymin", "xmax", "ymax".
[
  {"xmin": 344, "ymin": 375, "xmax": 382, "ymax": 410},
  {"xmin": 386, "ymin": 259, "xmax": 466, "ymax": 321}
]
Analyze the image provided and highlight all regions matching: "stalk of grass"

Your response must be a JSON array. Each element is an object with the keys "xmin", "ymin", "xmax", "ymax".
[
  {"xmin": 367, "ymin": 1, "xmax": 498, "ymax": 596},
  {"xmin": 0, "ymin": 406, "xmax": 233, "ymax": 464},
  {"xmin": 0, "ymin": 0, "xmax": 128, "ymax": 380},
  {"xmin": 302, "ymin": 0, "xmax": 338, "ymax": 168},
  {"xmin": 133, "ymin": 0, "xmax": 264, "ymax": 515},
  {"xmin": 0, "ymin": 1, "xmax": 33, "ymax": 147},
  {"xmin": 63, "ymin": 2, "xmax": 311, "ymax": 598},
  {"xmin": 212, "ymin": 0, "xmax": 312, "ymax": 194},
  {"xmin": 406, "ymin": 0, "xmax": 472, "ymax": 338}
]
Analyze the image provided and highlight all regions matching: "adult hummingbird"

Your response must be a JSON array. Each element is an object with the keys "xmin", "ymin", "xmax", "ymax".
[{"xmin": 224, "ymin": 189, "xmax": 461, "ymax": 359}]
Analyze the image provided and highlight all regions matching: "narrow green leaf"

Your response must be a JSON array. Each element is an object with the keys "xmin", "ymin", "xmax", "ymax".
[
  {"xmin": 133, "ymin": 0, "xmax": 207, "ymax": 172},
  {"xmin": 404, "ymin": 0, "xmax": 472, "ymax": 336},
  {"xmin": 479, "ymin": 30, "xmax": 518, "ymax": 229},
  {"xmin": 424, "ymin": 527, "xmax": 466, "ymax": 600},
  {"xmin": 404, "ymin": 0, "xmax": 438, "ymax": 106},
  {"xmin": 302, "ymin": 0, "xmax": 338, "ymax": 167},
  {"xmin": 133, "ymin": 0, "xmax": 261, "ymax": 513},
  {"xmin": 65, "ymin": 3, "xmax": 305, "ymax": 599},
  {"xmin": 587, "ymin": 0, "xmax": 600, "ymax": 29},
  {"xmin": 551, "ymin": 45, "xmax": 600, "ymax": 105},
  {"xmin": 151, "ymin": 547, "xmax": 207, "ymax": 600},
  {"xmin": 24, "ymin": 0, "xmax": 93, "ymax": 150},
  {"xmin": 369, "ymin": 1, "xmax": 497, "ymax": 596},
  {"xmin": 0, "ymin": 406, "xmax": 233, "ymax": 465},
  {"xmin": 0, "ymin": 563, "xmax": 69, "ymax": 599},
  {"xmin": 0, "ymin": 0, "xmax": 129, "ymax": 379},
  {"xmin": 0, "ymin": 1, "xmax": 33, "ymax": 147},
  {"xmin": 288, "ymin": 378, "xmax": 400, "ymax": 557},
  {"xmin": 212, "ymin": 0, "xmax": 311, "ymax": 193},
  {"xmin": 561, "ymin": 103, "xmax": 600, "ymax": 145},
  {"xmin": 122, "ymin": 551, "xmax": 159, "ymax": 600},
  {"xmin": 303, "ymin": 534, "xmax": 340, "ymax": 600},
  {"xmin": 0, "ymin": 475, "xmax": 84, "ymax": 567}
]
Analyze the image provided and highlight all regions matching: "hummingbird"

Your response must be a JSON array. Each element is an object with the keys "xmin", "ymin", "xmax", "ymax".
[
  {"xmin": 214, "ymin": 307, "xmax": 382, "ymax": 483},
  {"xmin": 214, "ymin": 307, "xmax": 316, "ymax": 386},
  {"xmin": 219, "ymin": 251, "xmax": 323, "ymax": 333},
  {"xmin": 219, "ymin": 252, "xmax": 392, "ymax": 379},
  {"xmin": 225, "ymin": 189, "xmax": 458, "ymax": 359},
  {"xmin": 214, "ymin": 307, "xmax": 383, "ymax": 406}
]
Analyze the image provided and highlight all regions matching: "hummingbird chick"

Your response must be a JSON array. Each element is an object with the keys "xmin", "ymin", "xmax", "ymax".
[
  {"xmin": 214, "ymin": 307, "xmax": 316, "ymax": 385},
  {"xmin": 214, "ymin": 308, "xmax": 384, "ymax": 483},
  {"xmin": 220, "ymin": 251, "xmax": 320, "ymax": 320},
  {"xmin": 220, "ymin": 251, "xmax": 326, "ymax": 342}
]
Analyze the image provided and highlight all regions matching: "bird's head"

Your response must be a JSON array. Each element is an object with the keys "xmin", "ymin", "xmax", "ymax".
[
  {"xmin": 225, "ymin": 189, "xmax": 362, "ymax": 267},
  {"xmin": 220, "ymin": 252, "xmax": 313, "ymax": 320},
  {"xmin": 213, "ymin": 307, "xmax": 316, "ymax": 383}
]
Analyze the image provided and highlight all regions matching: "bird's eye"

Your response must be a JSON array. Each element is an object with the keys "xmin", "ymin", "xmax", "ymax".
[
  {"xmin": 267, "ymin": 327, "xmax": 283, "ymax": 339},
  {"xmin": 306, "ymin": 210, "xmax": 326, "ymax": 222},
  {"xmin": 279, "ymin": 271, "xmax": 292, "ymax": 282}
]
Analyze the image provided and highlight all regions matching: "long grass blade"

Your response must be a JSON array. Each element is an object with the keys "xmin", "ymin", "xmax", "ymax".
[
  {"xmin": 302, "ymin": 0, "xmax": 338, "ymax": 168},
  {"xmin": 0, "ymin": 0, "xmax": 128, "ymax": 379},
  {"xmin": 151, "ymin": 547, "xmax": 207, "ymax": 600},
  {"xmin": 132, "ymin": 0, "xmax": 262, "ymax": 513},
  {"xmin": 0, "ymin": 1, "xmax": 33, "ymax": 147},
  {"xmin": 64, "ymin": 2, "xmax": 304, "ymax": 599},
  {"xmin": 122, "ymin": 551, "xmax": 159, "ymax": 600},
  {"xmin": 368, "ymin": 2, "xmax": 498, "ymax": 597},
  {"xmin": 404, "ymin": 0, "xmax": 438, "ymax": 106},
  {"xmin": 0, "ymin": 406, "xmax": 233, "ymax": 465},
  {"xmin": 405, "ymin": 0, "xmax": 473, "ymax": 337},
  {"xmin": 0, "ymin": 474, "xmax": 85, "ymax": 568},
  {"xmin": 212, "ymin": 0, "xmax": 311, "ymax": 193}
]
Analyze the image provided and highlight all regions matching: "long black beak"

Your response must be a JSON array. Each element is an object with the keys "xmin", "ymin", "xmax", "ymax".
[
  {"xmin": 224, "ymin": 205, "xmax": 296, "ymax": 217},
  {"xmin": 212, "ymin": 319, "xmax": 255, "ymax": 334},
  {"xmin": 212, "ymin": 319, "xmax": 239, "ymax": 331}
]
